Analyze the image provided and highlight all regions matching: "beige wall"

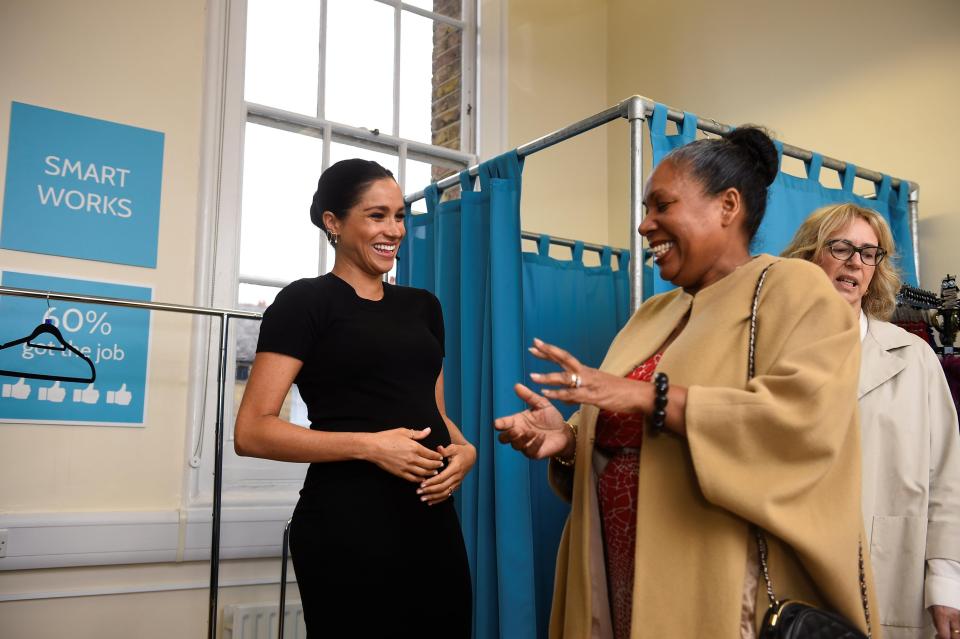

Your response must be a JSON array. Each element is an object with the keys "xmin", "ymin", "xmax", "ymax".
[
  {"xmin": 0, "ymin": 0, "xmax": 204, "ymax": 511},
  {"xmin": 606, "ymin": 0, "xmax": 960, "ymax": 290},
  {"xmin": 507, "ymin": 0, "xmax": 612, "ymax": 257},
  {"xmin": 0, "ymin": 2, "xmax": 283, "ymax": 637},
  {"xmin": 0, "ymin": 559, "xmax": 300, "ymax": 639}
]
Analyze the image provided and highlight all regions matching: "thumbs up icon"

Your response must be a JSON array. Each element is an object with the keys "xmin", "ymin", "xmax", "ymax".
[
  {"xmin": 73, "ymin": 383, "xmax": 100, "ymax": 405},
  {"xmin": 39, "ymin": 381, "xmax": 67, "ymax": 403},
  {"xmin": 106, "ymin": 384, "xmax": 133, "ymax": 406},
  {"xmin": 2, "ymin": 378, "xmax": 32, "ymax": 400}
]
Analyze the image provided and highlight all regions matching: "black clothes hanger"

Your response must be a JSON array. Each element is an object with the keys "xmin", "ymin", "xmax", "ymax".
[{"xmin": 0, "ymin": 320, "xmax": 97, "ymax": 383}]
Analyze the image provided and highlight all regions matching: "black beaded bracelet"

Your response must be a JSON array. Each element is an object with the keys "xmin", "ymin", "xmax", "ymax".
[{"xmin": 651, "ymin": 372, "xmax": 669, "ymax": 435}]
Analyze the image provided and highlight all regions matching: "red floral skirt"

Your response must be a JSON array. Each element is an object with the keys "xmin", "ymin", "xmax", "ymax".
[{"xmin": 594, "ymin": 352, "xmax": 662, "ymax": 639}]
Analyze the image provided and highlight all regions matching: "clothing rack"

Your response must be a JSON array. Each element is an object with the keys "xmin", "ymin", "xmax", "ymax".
[
  {"xmin": 897, "ymin": 276, "xmax": 959, "ymax": 354},
  {"xmin": 0, "ymin": 284, "xmax": 261, "ymax": 639},
  {"xmin": 405, "ymin": 95, "xmax": 921, "ymax": 311}
]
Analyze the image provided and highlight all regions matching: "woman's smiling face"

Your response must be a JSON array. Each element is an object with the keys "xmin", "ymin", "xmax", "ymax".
[
  {"xmin": 326, "ymin": 177, "xmax": 406, "ymax": 276},
  {"xmin": 639, "ymin": 160, "xmax": 742, "ymax": 293}
]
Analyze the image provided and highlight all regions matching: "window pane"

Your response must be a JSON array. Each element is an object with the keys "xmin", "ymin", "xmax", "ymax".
[
  {"xmin": 399, "ymin": 12, "xmax": 433, "ymax": 144},
  {"xmin": 329, "ymin": 142, "xmax": 400, "ymax": 177},
  {"xmin": 240, "ymin": 123, "xmax": 324, "ymax": 283},
  {"xmin": 404, "ymin": 1, "xmax": 462, "ymax": 19},
  {"xmin": 245, "ymin": 0, "xmax": 321, "ymax": 115},
  {"xmin": 325, "ymin": 0, "xmax": 394, "ymax": 133},
  {"xmin": 232, "ymin": 286, "xmax": 309, "ymax": 427},
  {"xmin": 237, "ymin": 283, "xmax": 280, "ymax": 308}
]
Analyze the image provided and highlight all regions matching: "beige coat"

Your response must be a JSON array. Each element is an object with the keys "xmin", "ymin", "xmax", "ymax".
[
  {"xmin": 860, "ymin": 317, "xmax": 960, "ymax": 639},
  {"xmin": 549, "ymin": 255, "xmax": 880, "ymax": 638}
]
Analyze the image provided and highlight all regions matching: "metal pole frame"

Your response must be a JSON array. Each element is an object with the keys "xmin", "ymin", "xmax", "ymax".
[
  {"xmin": 0, "ymin": 285, "xmax": 261, "ymax": 639},
  {"xmin": 404, "ymin": 94, "xmax": 920, "ymax": 308},
  {"xmin": 278, "ymin": 518, "xmax": 293, "ymax": 638}
]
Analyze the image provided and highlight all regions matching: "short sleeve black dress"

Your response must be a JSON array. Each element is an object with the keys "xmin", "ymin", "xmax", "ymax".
[{"xmin": 257, "ymin": 274, "xmax": 472, "ymax": 637}]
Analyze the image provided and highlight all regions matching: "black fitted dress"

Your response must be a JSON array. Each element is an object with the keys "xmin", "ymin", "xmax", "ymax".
[{"xmin": 257, "ymin": 274, "xmax": 472, "ymax": 637}]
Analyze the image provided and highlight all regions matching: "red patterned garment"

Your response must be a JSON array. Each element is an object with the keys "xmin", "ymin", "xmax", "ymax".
[{"xmin": 594, "ymin": 352, "xmax": 662, "ymax": 639}]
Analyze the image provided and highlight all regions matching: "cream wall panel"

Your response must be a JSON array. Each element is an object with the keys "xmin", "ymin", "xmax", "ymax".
[
  {"xmin": 606, "ymin": 0, "xmax": 960, "ymax": 289},
  {"xmin": 0, "ymin": 557, "xmax": 297, "ymax": 639},
  {"xmin": 0, "ymin": 0, "xmax": 205, "ymax": 511},
  {"xmin": 507, "ymin": 0, "xmax": 613, "ymax": 253}
]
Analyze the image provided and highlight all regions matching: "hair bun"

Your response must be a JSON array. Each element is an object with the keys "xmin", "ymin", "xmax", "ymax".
[
  {"xmin": 728, "ymin": 126, "xmax": 778, "ymax": 186},
  {"xmin": 309, "ymin": 187, "xmax": 324, "ymax": 228}
]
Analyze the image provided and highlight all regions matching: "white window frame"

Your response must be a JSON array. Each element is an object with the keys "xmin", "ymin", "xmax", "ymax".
[
  {"xmin": 185, "ymin": 0, "xmax": 497, "ymax": 512},
  {"xmin": 0, "ymin": 0, "xmax": 509, "ymax": 574}
]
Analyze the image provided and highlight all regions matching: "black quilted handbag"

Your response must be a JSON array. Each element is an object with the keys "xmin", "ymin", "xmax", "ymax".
[
  {"xmin": 748, "ymin": 265, "xmax": 872, "ymax": 639},
  {"xmin": 757, "ymin": 598, "xmax": 867, "ymax": 639}
]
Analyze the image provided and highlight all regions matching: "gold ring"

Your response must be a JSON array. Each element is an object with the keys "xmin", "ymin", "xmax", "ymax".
[{"xmin": 568, "ymin": 373, "xmax": 582, "ymax": 389}]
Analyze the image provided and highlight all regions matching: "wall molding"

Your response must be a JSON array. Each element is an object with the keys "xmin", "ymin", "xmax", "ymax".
[
  {"xmin": 0, "ymin": 504, "xmax": 295, "ymax": 572},
  {"xmin": 0, "ymin": 574, "xmax": 296, "ymax": 603}
]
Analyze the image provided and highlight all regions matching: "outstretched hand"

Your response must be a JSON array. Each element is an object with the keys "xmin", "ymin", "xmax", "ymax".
[
  {"xmin": 528, "ymin": 338, "xmax": 653, "ymax": 414},
  {"xmin": 494, "ymin": 383, "xmax": 574, "ymax": 460}
]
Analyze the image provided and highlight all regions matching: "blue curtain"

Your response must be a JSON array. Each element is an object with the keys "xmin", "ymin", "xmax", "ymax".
[
  {"xmin": 762, "ymin": 144, "xmax": 917, "ymax": 285},
  {"xmin": 644, "ymin": 102, "xmax": 918, "ymax": 298},
  {"xmin": 645, "ymin": 104, "xmax": 699, "ymax": 298},
  {"xmin": 399, "ymin": 151, "xmax": 537, "ymax": 639},
  {"xmin": 399, "ymin": 152, "xmax": 631, "ymax": 639}
]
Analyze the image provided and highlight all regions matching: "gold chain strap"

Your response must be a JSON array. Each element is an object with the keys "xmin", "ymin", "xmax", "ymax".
[{"xmin": 748, "ymin": 263, "xmax": 872, "ymax": 638}]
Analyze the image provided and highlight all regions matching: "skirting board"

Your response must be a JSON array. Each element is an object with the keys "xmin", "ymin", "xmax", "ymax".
[{"xmin": 0, "ymin": 505, "xmax": 295, "ymax": 571}]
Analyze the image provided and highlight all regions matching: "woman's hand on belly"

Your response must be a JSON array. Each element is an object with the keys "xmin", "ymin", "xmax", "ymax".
[
  {"xmin": 362, "ymin": 427, "xmax": 445, "ymax": 483},
  {"xmin": 418, "ymin": 442, "xmax": 477, "ymax": 505}
]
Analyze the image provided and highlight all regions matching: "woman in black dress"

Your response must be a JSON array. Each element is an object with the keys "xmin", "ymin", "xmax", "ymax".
[{"xmin": 235, "ymin": 159, "xmax": 474, "ymax": 637}]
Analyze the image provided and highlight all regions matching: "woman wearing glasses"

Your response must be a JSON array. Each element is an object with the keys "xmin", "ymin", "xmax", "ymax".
[{"xmin": 784, "ymin": 203, "xmax": 960, "ymax": 639}]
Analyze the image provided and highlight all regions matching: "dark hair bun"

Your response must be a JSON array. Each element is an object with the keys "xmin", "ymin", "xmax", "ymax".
[
  {"xmin": 727, "ymin": 126, "xmax": 778, "ymax": 187},
  {"xmin": 309, "ymin": 159, "xmax": 395, "ymax": 232}
]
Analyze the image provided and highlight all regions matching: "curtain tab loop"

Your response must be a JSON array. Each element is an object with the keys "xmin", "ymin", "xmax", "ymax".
[
  {"xmin": 600, "ymin": 246, "xmax": 612, "ymax": 267},
  {"xmin": 805, "ymin": 153, "xmax": 823, "ymax": 182},
  {"xmin": 876, "ymin": 174, "xmax": 892, "ymax": 202},
  {"xmin": 537, "ymin": 235, "xmax": 551, "ymax": 257},
  {"xmin": 841, "ymin": 163, "xmax": 858, "ymax": 192},
  {"xmin": 572, "ymin": 241, "xmax": 584, "ymax": 263}
]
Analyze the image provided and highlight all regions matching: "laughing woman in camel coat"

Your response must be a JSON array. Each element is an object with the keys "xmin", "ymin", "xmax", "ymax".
[{"xmin": 495, "ymin": 129, "xmax": 878, "ymax": 639}]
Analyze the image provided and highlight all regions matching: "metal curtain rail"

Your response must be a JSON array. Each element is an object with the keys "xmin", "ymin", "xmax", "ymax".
[
  {"xmin": 404, "ymin": 95, "xmax": 921, "ymax": 306},
  {"xmin": 0, "ymin": 285, "xmax": 261, "ymax": 639},
  {"xmin": 521, "ymin": 231, "xmax": 627, "ymax": 257}
]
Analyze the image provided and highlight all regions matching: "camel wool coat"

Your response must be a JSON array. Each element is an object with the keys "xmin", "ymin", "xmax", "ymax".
[{"xmin": 548, "ymin": 255, "xmax": 880, "ymax": 639}]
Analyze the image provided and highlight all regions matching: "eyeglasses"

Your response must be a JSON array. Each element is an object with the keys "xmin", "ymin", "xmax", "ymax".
[{"xmin": 824, "ymin": 239, "xmax": 886, "ymax": 266}]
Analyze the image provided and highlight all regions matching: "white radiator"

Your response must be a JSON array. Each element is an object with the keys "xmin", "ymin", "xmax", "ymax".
[{"xmin": 223, "ymin": 601, "xmax": 306, "ymax": 639}]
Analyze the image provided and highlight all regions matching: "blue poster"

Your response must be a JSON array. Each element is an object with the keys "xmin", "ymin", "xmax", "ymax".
[
  {"xmin": 1, "ymin": 102, "xmax": 164, "ymax": 268},
  {"xmin": 0, "ymin": 272, "xmax": 152, "ymax": 427}
]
